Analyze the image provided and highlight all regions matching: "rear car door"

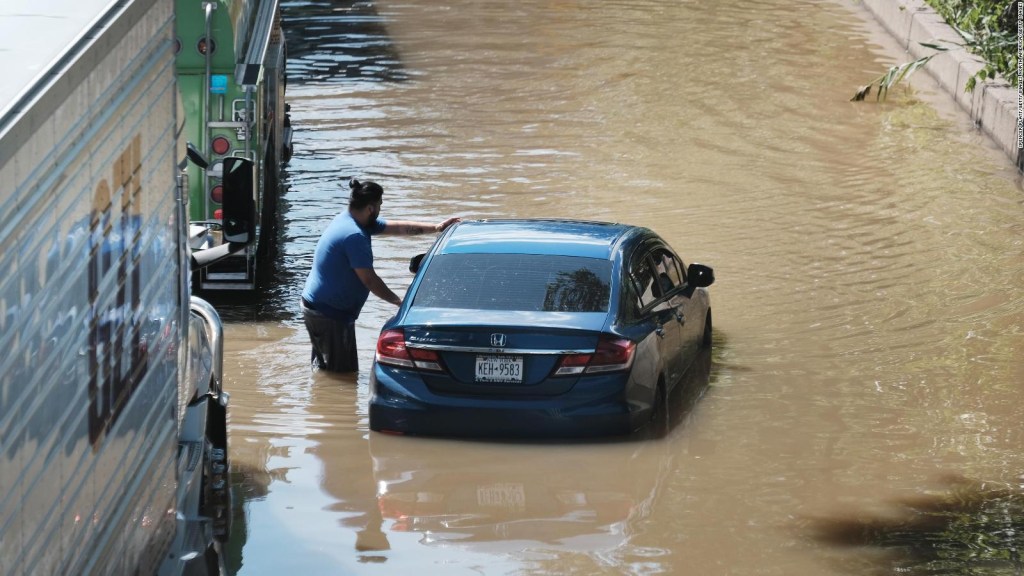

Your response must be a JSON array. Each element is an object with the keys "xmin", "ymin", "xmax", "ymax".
[{"xmin": 628, "ymin": 247, "xmax": 683, "ymax": 384}]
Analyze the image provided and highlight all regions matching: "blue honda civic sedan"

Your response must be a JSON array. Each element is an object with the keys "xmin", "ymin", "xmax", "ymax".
[{"xmin": 368, "ymin": 219, "xmax": 714, "ymax": 438}]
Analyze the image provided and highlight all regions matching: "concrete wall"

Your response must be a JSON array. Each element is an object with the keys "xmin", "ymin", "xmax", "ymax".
[{"xmin": 860, "ymin": 0, "xmax": 1022, "ymax": 171}]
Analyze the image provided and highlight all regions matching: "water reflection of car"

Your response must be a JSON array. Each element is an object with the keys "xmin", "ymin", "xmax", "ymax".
[
  {"xmin": 370, "ymin": 434, "xmax": 654, "ymax": 549},
  {"xmin": 369, "ymin": 219, "xmax": 715, "ymax": 437},
  {"xmin": 368, "ymin": 352, "xmax": 711, "ymax": 553}
]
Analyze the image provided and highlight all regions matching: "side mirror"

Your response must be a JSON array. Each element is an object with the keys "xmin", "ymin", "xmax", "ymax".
[
  {"xmin": 186, "ymin": 141, "xmax": 209, "ymax": 169},
  {"xmin": 409, "ymin": 253, "xmax": 425, "ymax": 274},
  {"xmin": 687, "ymin": 263, "xmax": 715, "ymax": 288},
  {"xmin": 221, "ymin": 156, "xmax": 255, "ymax": 244}
]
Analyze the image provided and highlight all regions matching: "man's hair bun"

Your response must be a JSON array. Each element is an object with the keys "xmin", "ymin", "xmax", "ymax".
[{"xmin": 348, "ymin": 178, "xmax": 384, "ymax": 209}]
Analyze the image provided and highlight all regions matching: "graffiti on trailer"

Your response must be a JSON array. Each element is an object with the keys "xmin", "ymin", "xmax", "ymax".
[{"xmin": 88, "ymin": 134, "xmax": 149, "ymax": 448}]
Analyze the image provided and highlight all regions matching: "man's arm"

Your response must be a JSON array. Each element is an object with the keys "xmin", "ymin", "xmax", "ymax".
[
  {"xmin": 381, "ymin": 217, "xmax": 460, "ymax": 236},
  {"xmin": 354, "ymin": 268, "xmax": 403, "ymax": 306}
]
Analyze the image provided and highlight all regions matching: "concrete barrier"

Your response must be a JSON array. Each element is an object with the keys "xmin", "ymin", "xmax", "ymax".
[{"xmin": 860, "ymin": 0, "xmax": 1021, "ymax": 170}]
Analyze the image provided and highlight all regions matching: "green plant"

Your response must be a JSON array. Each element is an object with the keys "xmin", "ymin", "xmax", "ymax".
[
  {"xmin": 853, "ymin": 1, "xmax": 1017, "ymax": 101},
  {"xmin": 927, "ymin": 0, "xmax": 1018, "ymax": 90},
  {"xmin": 851, "ymin": 44, "xmax": 948, "ymax": 101}
]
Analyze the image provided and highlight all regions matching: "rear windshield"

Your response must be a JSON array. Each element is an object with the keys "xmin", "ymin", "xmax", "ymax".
[{"xmin": 412, "ymin": 253, "xmax": 613, "ymax": 312}]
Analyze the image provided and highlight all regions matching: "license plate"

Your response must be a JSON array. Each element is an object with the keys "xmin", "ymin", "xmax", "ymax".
[{"xmin": 475, "ymin": 355, "xmax": 523, "ymax": 383}]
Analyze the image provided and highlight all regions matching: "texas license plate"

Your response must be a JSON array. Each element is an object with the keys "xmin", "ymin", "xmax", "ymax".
[{"xmin": 475, "ymin": 355, "xmax": 524, "ymax": 383}]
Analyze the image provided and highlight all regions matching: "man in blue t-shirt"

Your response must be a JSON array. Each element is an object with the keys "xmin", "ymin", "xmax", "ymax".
[{"xmin": 301, "ymin": 179, "xmax": 459, "ymax": 372}]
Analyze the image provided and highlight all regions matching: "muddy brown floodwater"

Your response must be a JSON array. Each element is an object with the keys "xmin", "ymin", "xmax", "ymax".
[{"xmin": 204, "ymin": 0, "xmax": 1024, "ymax": 574}]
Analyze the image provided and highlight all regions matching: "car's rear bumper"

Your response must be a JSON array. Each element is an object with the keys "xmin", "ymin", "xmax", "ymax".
[{"xmin": 369, "ymin": 363, "xmax": 647, "ymax": 438}]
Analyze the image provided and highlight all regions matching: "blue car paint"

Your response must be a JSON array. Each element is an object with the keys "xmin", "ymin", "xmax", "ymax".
[
  {"xmin": 371, "ymin": 364, "xmax": 642, "ymax": 437},
  {"xmin": 402, "ymin": 308, "xmax": 610, "ymax": 332},
  {"xmin": 402, "ymin": 220, "xmax": 631, "ymax": 317},
  {"xmin": 438, "ymin": 219, "xmax": 631, "ymax": 258},
  {"xmin": 369, "ymin": 219, "xmax": 709, "ymax": 438}
]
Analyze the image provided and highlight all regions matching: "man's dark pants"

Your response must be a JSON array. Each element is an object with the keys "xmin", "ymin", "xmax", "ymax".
[{"xmin": 301, "ymin": 300, "xmax": 359, "ymax": 372}]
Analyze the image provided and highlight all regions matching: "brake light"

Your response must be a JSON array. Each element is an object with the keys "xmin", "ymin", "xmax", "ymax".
[
  {"xmin": 554, "ymin": 353, "xmax": 590, "ymax": 376},
  {"xmin": 211, "ymin": 136, "xmax": 231, "ymax": 155},
  {"xmin": 377, "ymin": 329, "xmax": 413, "ymax": 367},
  {"xmin": 554, "ymin": 335, "xmax": 635, "ymax": 376},
  {"xmin": 408, "ymin": 347, "xmax": 443, "ymax": 372},
  {"xmin": 376, "ymin": 329, "xmax": 443, "ymax": 371},
  {"xmin": 197, "ymin": 37, "xmax": 216, "ymax": 56},
  {"xmin": 587, "ymin": 336, "xmax": 635, "ymax": 373}
]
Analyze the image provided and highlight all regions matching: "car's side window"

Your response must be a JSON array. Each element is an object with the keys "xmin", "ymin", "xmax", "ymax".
[
  {"xmin": 653, "ymin": 249, "xmax": 683, "ymax": 293},
  {"xmin": 630, "ymin": 251, "xmax": 661, "ymax": 309},
  {"xmin": 620, "ymin": 273, "xmax": 643, "ymax": 321}
]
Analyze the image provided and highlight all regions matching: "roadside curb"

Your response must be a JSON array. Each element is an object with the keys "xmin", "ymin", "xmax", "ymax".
[{"xmin": 859, "ymin": 0, "xmax": 1022, "ymax": 171}]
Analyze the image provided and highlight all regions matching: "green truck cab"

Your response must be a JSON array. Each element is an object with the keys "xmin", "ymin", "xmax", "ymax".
[{"xmin": 177, "ymin": 0, "xmax": 291, "ymax": 290}]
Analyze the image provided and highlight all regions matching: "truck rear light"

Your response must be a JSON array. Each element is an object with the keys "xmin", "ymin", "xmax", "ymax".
[
  {"xmin": 211, "ymin": 136, "xmax": 230, "ymax": 155},
  {"xmin": 553, "ymin": 335, "xmax": 635, "ymax": 376},
  {"xmin": 376, "ymin": 329, "xmax": 443, "ymax": 372},
  {"xmin": 197, "ymin": 37, "xmax": 216, "ymax": 55}
]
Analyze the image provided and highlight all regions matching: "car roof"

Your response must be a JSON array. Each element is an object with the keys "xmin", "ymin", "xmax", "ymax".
[{"xmin": 436, "ymin": 219, "xmax": 640, "ymax": 259}]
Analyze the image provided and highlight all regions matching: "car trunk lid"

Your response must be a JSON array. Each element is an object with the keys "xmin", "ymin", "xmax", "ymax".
[{"xmin": 400, "ymin": 308, "xmax": 608, "ymax": 396}]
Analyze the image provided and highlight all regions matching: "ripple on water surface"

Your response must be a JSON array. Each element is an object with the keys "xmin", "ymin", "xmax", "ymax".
[{"xmin": 216, "ymin": 1, "xmax": 1024, "ymax": 574}]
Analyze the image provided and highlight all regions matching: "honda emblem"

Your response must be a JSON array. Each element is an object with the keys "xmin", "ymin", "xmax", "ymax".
[{"xmin": 490, "ymin": 333, "xmax": 507, "ymax": 348}]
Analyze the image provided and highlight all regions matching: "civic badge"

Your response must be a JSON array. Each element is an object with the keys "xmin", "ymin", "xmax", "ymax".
[{"xmin": 490, "ymin": 333, "xmax": 507, "ymax": 348}]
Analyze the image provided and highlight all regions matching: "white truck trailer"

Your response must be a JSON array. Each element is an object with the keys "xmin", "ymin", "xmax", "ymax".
[{"xmin": 0, "ymin": 0, "xmax": 251, "ymax": 573}]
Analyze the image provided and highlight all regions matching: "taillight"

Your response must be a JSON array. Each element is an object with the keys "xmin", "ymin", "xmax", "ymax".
[
  {"xmin": 554, "ymin": 335, "xmax": 635, "ymax": 376},
  {"xmin": 211, "ymin": 136, "xmax": 231, "ymax": 155},
  {"xmin": 377, "ymin": 329, "xmax": 412, "ymax": 367},
  {"xmin": 197, "ymin": 37, "xmax": 216, "ymax": 56},
  {"xmin": 408, "ymin": 347, "xmax": 443, "ymax": 371},
  {"xmin": 553, "ymin": 353, "xmax": 590, "ymax": 376},
  {"xmin": 588, "ymin": 336, "xmax": 635, "ymax": 373},
  {"xmin": 376, "ymin": 329, "xmax": 443, "ymax": 371}
]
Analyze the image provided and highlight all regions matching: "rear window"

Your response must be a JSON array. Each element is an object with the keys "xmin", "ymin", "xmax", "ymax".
[{"xmin": 412, "ymin": 254, "xmax": 613, "ymax": 312}]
